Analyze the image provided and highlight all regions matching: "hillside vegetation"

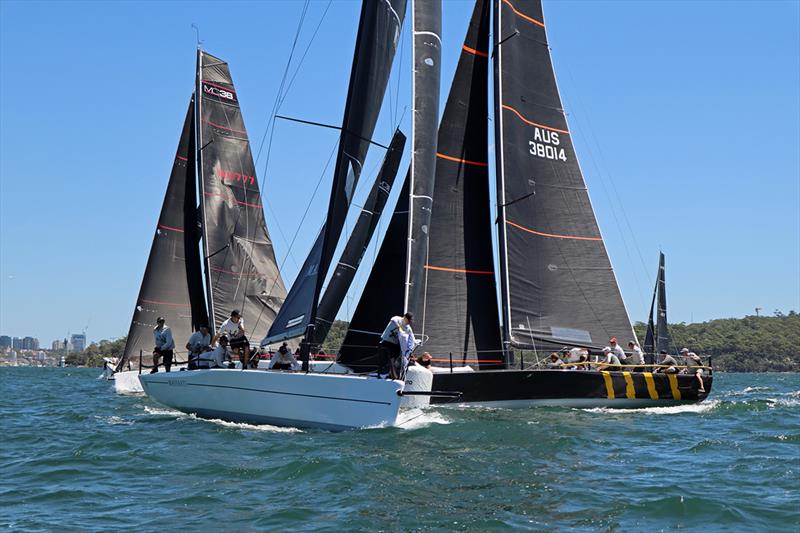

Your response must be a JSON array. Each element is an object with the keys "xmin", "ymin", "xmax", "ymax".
[{"xmin": 70, "ymin": 313, "xmax": 799, "ymax": 372}]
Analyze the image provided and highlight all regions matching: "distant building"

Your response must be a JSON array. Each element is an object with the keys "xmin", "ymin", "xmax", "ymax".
[
  {"xmin": 70, "ymin": 334, "xmax": 87, "ymax": 352},
  {"xmin": 0, "ymin": 336, "xmax": 10, "ymax": 349},
  {"xmin": 22, "ymin": 337, "xmax": 39, "ymax": 351},
  {"xmin": 12, "ymin": 337, "xmax": 23, "ymax": 350},
  {"xmin": 52, "ymin": 339, "xmax": 65, "ymax": 351}
]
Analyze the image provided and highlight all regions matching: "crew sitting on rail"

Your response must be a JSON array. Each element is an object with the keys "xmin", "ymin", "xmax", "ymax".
[
  {"xmin": 682, "ymin": 350, "xmax": 706, "ymax": 392},
  {"xmin": 655, "ymin": 350, "xmax": 679, "ymax": 373},
  {"xmin": 186, "ymin": 324, "xmax": 211, "ymax": 370},
  {"xmin": 609, "ymin": 337, "xmax": 627, "ymax": 365},
  {"xmin": 627, "ymin": 341, "xmax": 644, "ymax": 367},
  {"xmin": 216, "ymin": 309, "xmax": 253, "ymax": 368},
  {"xmin": 546, "ymin": 352, "xmax": 563, "ymax": 369},
  {"xmin": 270, "ymin": 342, "xmax": 299, "ymax": 371},
  {"xmin": 196, "ymin": 335, "xmax": 232, "ymax": 369},
  {"xmin": 601, "ymin": 346, "xmax": 621, "ymax": 370}
]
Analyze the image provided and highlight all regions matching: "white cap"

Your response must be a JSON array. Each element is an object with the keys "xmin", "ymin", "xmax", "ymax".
[
  {"xmin": 680, "ymin": 348, "xmax": 689, "ymax": 353},
  {"xmin": 602, "ymin": 347, "xmax": 611, "ymax": 353}
]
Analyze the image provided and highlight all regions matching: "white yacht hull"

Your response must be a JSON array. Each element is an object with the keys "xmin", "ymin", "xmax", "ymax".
[{"xmin": 139, "ymin": 369, "xmax": 404, "ymax": 431}]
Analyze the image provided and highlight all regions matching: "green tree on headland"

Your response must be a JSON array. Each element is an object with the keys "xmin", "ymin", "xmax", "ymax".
[{"xmin": 65, "ymin": 337, "xmax": 127, "ymax": 367}]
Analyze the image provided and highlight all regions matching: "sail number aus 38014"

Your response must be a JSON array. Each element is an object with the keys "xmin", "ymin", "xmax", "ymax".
[{"xmin": 528, "ymin": 127, "xmax": 567, "ymax": 162}]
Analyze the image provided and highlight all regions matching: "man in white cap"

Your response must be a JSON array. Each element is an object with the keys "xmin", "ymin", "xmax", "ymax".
[{"xmin": 601, "ymin": 346, "xmax": 621, "ymax": 370}]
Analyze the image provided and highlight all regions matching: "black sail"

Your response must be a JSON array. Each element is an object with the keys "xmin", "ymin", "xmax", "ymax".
[
  {"xmin": 197, "ymin": 50, "xmax": 288, "ymax": 339},
  {"xmin": 419, "ymin": 0, "xmax": 503, "ymax": 368},
  {"xmin": 338, "ymin": 178, "xmax": 410, "ymax": 372},
  {"xmin": 493, "ymin": 0, "xmax": 635, "ymax": 350},
  {"xmin": 120, "ymin": 99, "xmax": 206, "ymax": 369},
  {"xmin": 404, "ymin": 0, "xmax": 442, "ymax": 317},
  {"xmin": 643, "ymin": 272, "xmax": 657, "ymax": 355},
  {"xmin": 655, "ymin": 252, "xmax": 671, "ymax": 353},
  {"xmin": 266, "ymin": 0, "xmax": 407, "ymax": 346},
  {"xmin": 315, "ymin": 130, "xmax": 406, "ymax": 344}
]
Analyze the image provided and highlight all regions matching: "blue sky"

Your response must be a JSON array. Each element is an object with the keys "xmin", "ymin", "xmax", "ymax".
[{"xmin": 1, "ymin": 0, "xmax": 798, "ymax": 346}]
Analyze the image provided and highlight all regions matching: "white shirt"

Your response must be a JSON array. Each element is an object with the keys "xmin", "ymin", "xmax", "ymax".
[
  {"xmin": 187, "ymin": 331, "xmax": 211, "ymax": 354},
  {"xmin": 566, "ymin": 348, "xmax": 584, "ymax": 363},
  {"xmin": 270, "ymin": 348, "xmax": 299, "ymax": 370},
  {"xmin": 153, "ymin": 326, "xmax": 175, "ymax": 350},
  {"xmin": 628, "ymin": 345, "xmax": 644, "ymax": 365},
  {"xmin": 603, "ymin": 353, "xmax": 621, "ymax": 366},
  {"xmin": 219, "ymin": 318, "xmax": 245, "ymax": 339},
  {"xmin": 611, "ymin": 344, "xmax": 626, "ymax": 362},
  {"xmin": 197, "ymin": 345, "xmax": 231, "ymax": 368},
  {"xmin": 381, "ymin": 316, "xmax": 413, "ymax": 346}
]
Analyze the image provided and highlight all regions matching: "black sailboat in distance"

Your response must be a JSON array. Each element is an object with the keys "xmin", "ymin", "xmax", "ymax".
[
  {"xmin": 119, "ymin": 50, "xmax": 288, "ymax": 371},
  {"xmin": 338, "ymin": 0, "xmax": 712, "ymax": 407}
]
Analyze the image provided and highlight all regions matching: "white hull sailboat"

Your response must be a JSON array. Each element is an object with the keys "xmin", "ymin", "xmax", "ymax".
[{"xmin": 139, "ymin": 370, "xmax": 404, "ymax": 431}]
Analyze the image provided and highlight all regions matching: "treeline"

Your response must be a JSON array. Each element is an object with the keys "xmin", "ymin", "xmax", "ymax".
[
  {"xmin": 633, "ymin": 311, "xmax": 800, "ymax": 372},
  {"xmin": 72, "ymin": 313, "xmax": 800, "ymax": 372}
]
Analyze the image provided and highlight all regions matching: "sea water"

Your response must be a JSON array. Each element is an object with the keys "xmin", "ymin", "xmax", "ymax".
[{"xmin": 1, "ymin": 368, "xmax": 798, "ymax": 532}]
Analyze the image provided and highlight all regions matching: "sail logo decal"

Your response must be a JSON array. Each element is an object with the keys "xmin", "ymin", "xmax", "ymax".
[
  {"xmin": 529, "ymin": 127, "xmax": 567, "ymax": 162},
  {"xmin": 202, "ymin": 82, "xmax": 237, "ymax": 103},
  {"xmin": 217, "ymin": 169, "xmax": 255, "ymax": 186}
]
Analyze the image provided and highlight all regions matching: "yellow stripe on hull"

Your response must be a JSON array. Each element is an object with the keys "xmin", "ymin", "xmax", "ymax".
[
  {"xmin": 601, "ymin": 371, "xmax": 615, "ymax": 399},
  {"xmin": 667, "ymin": 373, "xmax": 682, "ymax": 400},
  {"xmin": 622, "ymin": 372, "xmax": 636, "ymax": 399},
  {"xmin": 643, "ymin": 372, "xmax": 659, "ymax": 399}
]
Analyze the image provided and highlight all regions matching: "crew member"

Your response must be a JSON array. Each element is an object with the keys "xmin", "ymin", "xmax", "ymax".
[
  {"xmin": 270, "ymin": 342, "xmax": 298, "ymax": 370},
  {"xmin": 685, "ymin": 351, "xmax": 706, "ymax": 392},
  {"xmin": 216, "ymin": 310, "xmax": 252, "ymax": 368},
  {"xmin": 656, "ymin": 350, "xmax": 679, "ymax": 373},
  {"xmin": 377, "ymin": 312, "xmax": 415, "ymax": 379},
  {"xmin": 186, "ymin": 324, "xmax": 211, "ymax": 370},
  {"xmin": 151, "ymin": 316, "xmax": 175, "ymax": 373},
  {"xmin": 197, "ymin": 335, "xmax": 232, "ymax": 369},
  {"xmin": 601, "ymin": 346, "xmax": 621, "ymax": 370},
  {"xmin": 609, "ymin": 337, "xmax": 627, "ymax": 365}
]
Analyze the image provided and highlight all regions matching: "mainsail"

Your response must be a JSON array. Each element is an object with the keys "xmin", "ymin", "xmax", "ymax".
[
  {"xmin": 643, "ymin": 272, "xmax": 657, "ymax": 355},
  {"xmin": 404, "ymin": 0, "xmax": 442, "ymax": 317},
  {"xmin": 418, "ymin": 0, "xmax": 503, "ymax": 368},
  {"xmin": 655, "ymin": 252, "xmax": 671, "ymax": 353},
  {"xmin": 315, "ymin": 129, "xmax": 406, "ymax": 343},
  {"xmin": 120, "ymin": 99, "xmax": 206, "ymax": 369},
  {"xmin": 197, "ymin": 50, "xmax": 287, "ymax": 340},
  {"xmin": 493, "ymin": 0, "xmax": 635, "ymax": 350},
  {"xmin": 338, "ymin": 178, "xmax": 410, "ymax": 372},
  {"xmin": 265, "ymin": 0, "xmax": 407, "ymax": 347}
]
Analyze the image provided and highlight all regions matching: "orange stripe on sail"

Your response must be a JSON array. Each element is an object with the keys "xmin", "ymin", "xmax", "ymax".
[
  {"xmin": 506, "ymin": 220, "xmax": 601, "ymax": 241},
  {"xmin": 462, "ymin": 44, "xmax": 488, "ymax": 58},
  {"xmin": 502, "ymin": 0, "xmax": 545, "ymax": 27},
  {"xmin": 502, "ymin": 105, "xmax": 569, "ymax": 134},
  {"xmin": 436, "ymin": 152, "xmax": 488, "ymax": 167},
  {"xmin": 425, "ymin": 265, "xmax": 494, "ymax": 275}
]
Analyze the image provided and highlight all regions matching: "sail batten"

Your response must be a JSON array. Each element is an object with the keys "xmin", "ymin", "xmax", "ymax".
[{"xmin": 493, "ymin": 0, "xmax": 635, "ymax": 351}]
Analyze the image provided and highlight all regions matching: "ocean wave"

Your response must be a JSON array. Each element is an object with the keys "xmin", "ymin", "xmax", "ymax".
[
  {"xmin": 199, "ymin": 417, "xmax": 303, "ymax": 433},
  {"xmin": 393, "ymin": 408, "xmax": 451, "ymax": 430},
  {"xmin": 94, "ymin": 415, "xmax": 133, "ymax": 426},
  {"xmin": 582, "ymin": 400, "xmax": 720, "ymax": 416}
]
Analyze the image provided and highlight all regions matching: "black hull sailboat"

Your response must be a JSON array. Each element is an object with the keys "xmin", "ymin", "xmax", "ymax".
[{"xmin": 334, "ymin": 0, "xmax": 712, "ymax": 407}]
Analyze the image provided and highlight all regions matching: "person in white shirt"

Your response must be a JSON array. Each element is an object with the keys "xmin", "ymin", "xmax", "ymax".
[
  {"xmin": 609, "ymin": 337, "xmax": 627, "ymax": 365},
  {"xmin": 377, "ymin": 312, "xmax": 415, "ymax": 379},
  {"xmin": 197, "ymin": 335, "xmax": 232, "ymax": 369},
  {"xmin": 186, "ymin": 325, "xmax": 211, "ymax": 370},
  {"xmin": 601, "ymin": 346, "xmax": 621, "ymax": 370},
  {"xmin": 151, "ymin": 317, "xmax": 175, "ymax": 373},
  {"xmin": 627, "ymin": 341, "xmax": 644, "ymax": 367},
  {"xmin": 216, "ymin": 309, "xmax": 252, "ymax": 368},
  {"xmin": 270, "ymin": 342, "xmax": 299, "ymax": 370}
]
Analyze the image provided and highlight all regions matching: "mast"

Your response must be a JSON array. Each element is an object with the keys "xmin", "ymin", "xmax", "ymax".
[
  {"xmin": 492, "ymin": 0, "xmax": 636, "ymax": 351},
  {"xmin": 404, "ymin": 0, "xmax": 442, "ymax": 321},
  {"xmin": 195, "ymin": 48, "xmax": 215, "ymax": 335}
]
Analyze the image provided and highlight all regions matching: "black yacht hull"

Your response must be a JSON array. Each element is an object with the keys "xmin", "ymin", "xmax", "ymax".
[{"xmin": 430, "ymin": 369, "xmax": 712, "ymax": 407}]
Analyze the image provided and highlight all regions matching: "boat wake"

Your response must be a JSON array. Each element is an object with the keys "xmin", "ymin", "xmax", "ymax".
[
  {"xmin": 393, "ymin": 408, "xmax": 451, "ymax": 430},
  {"xmin": 582, "ymin": 400, "xmax": 720, "ymax": 416},
  {"xmin": 141, "ymin": 406, "xmax": 303, "ymax": 432}
]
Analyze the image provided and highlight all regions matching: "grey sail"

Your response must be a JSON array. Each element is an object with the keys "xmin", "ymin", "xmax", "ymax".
[
  {"xmin": 643, "ymin": 271, "xmax": 657, "ymax": 356},
  {"xmin": 493, "ymin": 0, "xmax": 635, "ymax": 351},
  {"xmin": 264, "ymin": 0, "xmax": 407, "ymax": 349},
  {"xmin": 404, "ymin": 0, "xmax": 442, "ymax": 319},
  {"xmin": 418, "ymin": 0, "xmax": 503, "ymax": 368},
  {"xmin": 197, "ymin": 50, "xmax": 288, "ymax": 340},
  {"xmin": 120, "ymin": 98, "xmax": 207, "ymax": 370},
  {"xmin": 314, "ymin": 129, "xmax": 406, "ymax": 344}
]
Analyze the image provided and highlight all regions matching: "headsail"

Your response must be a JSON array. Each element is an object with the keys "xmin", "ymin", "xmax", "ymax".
[
  {"xmin": 404, "ymin": 0, "xmax": 442, "ymax": 318},
  {"xmin": 493, "ymin": 0, "xmax": 635, "ymax": 351},
  {"xmin": 338, "ymin": 178, "xmax": 410, "ymax": 372},
  {"xmin": 197, "ymin": 50, "xmax": 287, "ymax": 339},
  {"xmin": 120, "ymin": 98, "xmax": 206, "ymax": 369},
  {"xmin": 265, "ymin": 0, "xmax": 407, "ymax": 349},
  {"xmin": 418, "ymin": 0, "xmax": 503, "ymax": 368},
  {"xmin": 315, "ymin": 129, "xmax": 406, "ymax": 344}
]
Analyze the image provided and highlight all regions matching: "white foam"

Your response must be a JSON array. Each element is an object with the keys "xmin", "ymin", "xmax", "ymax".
[
  {"xmin": 582, "ymin": 399, "xmax": 720, "ymax": 415},
  {"xmin": 393, "ymin": 408, "xmax": 451, "ymax": 430},
  {"xmin": 143, "ymin": 405, "xmax": 189, "ymax": 417},
  {"xmin": 200, "ymin": 417, "xmax": 303, "ymax": 433},
  {"xmin": 95, "ymin": 415, "xmax": 133, "ymax": 425}
]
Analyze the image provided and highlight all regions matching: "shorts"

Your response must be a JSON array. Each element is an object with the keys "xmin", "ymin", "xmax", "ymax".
[
  {"xmin": 229, "ymin": 336, "xmax": 249, "ymax": 349},
  {"xmin": 155, "ymin": 349, "xmax": 173, "ymax": 366}
]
